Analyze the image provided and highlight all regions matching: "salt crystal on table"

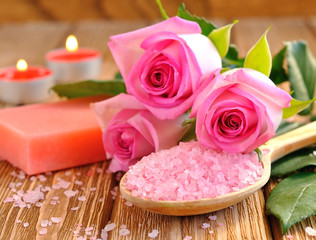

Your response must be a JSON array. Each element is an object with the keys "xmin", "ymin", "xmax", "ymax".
[
  {"xmin": 39, "ymin": 228, "xmax": 47, "ymax": 235},
  {"xmin": 287, "ymin": 235, "xmax": 294, "ymax": 239},
  {"xmin": 23, "ymin": 222, "xmax": 29, "ymax": 227},
  {"xmin": 41, "ymin": 220, "xmax": 49, "ymax": 227},
  {"xmin": 183, "ymin": 236, "xmax": 192, "ymax": 240},
  {"xmin": 35, "ymin": 202, "xmax": 43, "ymax": 207},
  {"xmin": 38, "ymin": 175, "xmax": 47, "ymax": 182},
  {"xmin": 201, "ymin": 223, "xmax": 210, "ymax": 229},
  {"xmin": 119, "ymin": 227, "xmax": 130, "ymax": 237},
  {"xmin": 30, "ymin": 176, "xmax": 36, "ymax": 181},
  {"xmin": 78, "ymin": 196, "xmax": 86, "ymax": 201},
  {"xmin": 209, "ymin": 230, "xmax": 214, "ymax": 234},
  {"xmin": 208, "ymin": 215, "xmax": 217, "ymax": 221},
  {"xmin": 51, "ymin": 217, "xmax": 62, "ymax": 223},
  {"xmin": 71, "ymin": 206, "xmax": 80, "ymax": 211},
  {"xmin": 75, "ymin": 180, "xmax": 83, "ymax": 185},
  {"xmin": 16, "ymin": 220, "xmax": 22, "ymax": 223},
  {"xmin": 125, "ymin": 201, "xmax": 133, "ymax": 207},
  {"xmin": 64, "ymin": 190, "xmax": 77, "ymax": 198},
  {"xmin": 148, "ymin": 229, "xmax": 159, "ymax": 238},
  {"xmin": 306, "ymin": 226, "xmax": 316, "ymax": 236},
  {"xmin": 125, "ymin": 141, "xmax": 263, "ymax": 201},
  {"xmin": 103, "ymin": 223, "xmax": 116, "ymax": 232},
  {"xmin": 65, "ymin": 171, "xmax": 71, "ymax": 176}
]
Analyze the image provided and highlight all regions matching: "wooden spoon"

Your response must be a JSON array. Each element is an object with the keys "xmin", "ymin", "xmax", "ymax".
[{"xmin": 120, "ymin": 121, "xmax": 316, "ymax": 216}]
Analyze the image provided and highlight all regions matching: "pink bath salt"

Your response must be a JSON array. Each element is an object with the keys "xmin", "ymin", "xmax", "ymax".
[
  {"xmin": 39, "ymin": 228, "xmax": 47, "ymax": 235},
  {"xmin": 148, "ymin": 229, "xmax": 159, "ymax": 238},
  {"xmin": 201, "ymin": 223, "xmax": 210, "ymax": 229},
  {"xmin": 125, "ymin": 141, "xmax": 263, "ymax": 201},
  {"xmin": 306, "ymin": 226, "xmax": 316, "ymax": 236},
  {"xmin": 51, "ymin": 217, "xmax": 62, "ymax": 223},
  {"xmin": 208, "ymin": 215, "xmax": 217, "ymax": 221},
  {"xmin": 183, "ymin": 236, "xmax": 192, "ymax": 240}
]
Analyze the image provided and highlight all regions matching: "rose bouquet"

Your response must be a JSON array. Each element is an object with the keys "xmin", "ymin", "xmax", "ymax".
[{"xmin": 52, "ymin": 0, "xmax": 316, "ymax": 233}]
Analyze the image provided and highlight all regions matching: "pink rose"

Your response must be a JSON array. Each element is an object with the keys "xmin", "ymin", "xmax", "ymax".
[
  {"xmin": 108, "ymin": 16, "xmax": 221, "ymax": 119},
  {"xmin": 92, "ymin": 93, "xmax": 187, "ymax": 172},
  {"xmin": 191, "ymin": 68, "xmax": 292, "ymax": 153}
]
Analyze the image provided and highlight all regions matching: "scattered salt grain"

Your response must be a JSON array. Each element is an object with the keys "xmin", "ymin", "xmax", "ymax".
[
  {"xmin": 119, "ymin": 225, "xmax": 130, "ymax": 237},
  {"xmin": 148, "ymin": 229, "xmax": 159, "ymax": 239},
  {"xmin": 30, "ymin": 176, "xmax": 36, "ymax": 181},
  {"xmin": 125, "ymin": 141, "xmax": 263, "ymax": 201},
  {"xmin": 16, "ymin": 182, "xmax": 22, "ymax": 187},
  {"xmin": 65, "ymin": 171, "xmax": 72, "ymax": 176},
  {"xmin": 41, "ymin": 220, "xmax": 49, "ymax": 227},
  {"xmin": 64, "ymin": 190, "xmax": 77, "ymax": 198},
  {"xmin": 52, "ymin": 196, "xmax": 59, "ymax": 200},
  {"xmin": 71, "ymin": 206, "xmax": 80, "ymax": 211},
  {"xmin": 125, "ymin": 201, "xmax": 133, "ymax": 207},
  {"xmin": 16, "ymin": 220, "xmax": 22, "ymax": 223},
  {"xmin": 75, "ymin": 180, "xmax": 83, "ymax": 186},
  {"xmin": 38, "ymin": 175, "xmax": 47, "ymax": 182},
  {"xmin": 104, "ymin": 222, "xmax": 116, "ymax": 232},
  {"xmin": 111, "ymin": 187, "xmax": 118, "ymax": 200},
  {"xmin": 209, "ymin": 230, "xmax": 214, "ymax": 234},
  {"xmin": 23, "ymin": 222, "xmax": 29, "ymax": 227},
  {"xmin": 305, "ymin": 226, "xmax": 316, "ymax": 236},
  {"xmin": 201, "ymin": 223, "xmax": 210, "ymax": 229},
  {"xmin": 52, "ymin": 179, "xmax": 71, "ymax": 189},
  {"xmin": 183, "ymin": 236, "xmax": 192, "ymax": 240},
  {"xmin": 42, "ymin": 186, "xmax": 51, "ymax": 192},
  {"xmin": 51, "ymin": 217, "xmax": 62, "ymax": 223},
  {"xmin": 39, "ymin": 228, "xmax": 47, "ymax": 235},
  {"xmin": 208, "ymin": 215, "xmax": 217, "ymax": 221},
  {"xmin": 90, "ymin": 187, "xmax": 97, "ymax": 191},
  {"xmin": 287, "ymin": 235, "xmax": 294, "ymax": 239},
  {"xmin": 35, "ymin": 202, "xmax": 43, "ymax": 207},
  {"xmin": 78, "ymin": 196, "xmax": 86, "ymax": 201},
  {"xmin": 99, "ymin": 198, "xmax": 104, "ymax": 202}
]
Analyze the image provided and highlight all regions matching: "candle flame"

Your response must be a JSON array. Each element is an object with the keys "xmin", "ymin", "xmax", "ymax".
[
  {"xmin": 16, "ymin": 59, "xmax": 28, "ymax": 71},
  {"xmin": 66, "ymin": 35, "xmax": 78, "ymax": 52}
]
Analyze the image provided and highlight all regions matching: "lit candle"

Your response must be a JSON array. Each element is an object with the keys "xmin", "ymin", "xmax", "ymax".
[
  {"xmin": 0, "ymin": 59, "xmax": 54, "ymax": 104},
  {"xmin": 45, "ymin": 35, "xmax": 102, "ymax": 83}
]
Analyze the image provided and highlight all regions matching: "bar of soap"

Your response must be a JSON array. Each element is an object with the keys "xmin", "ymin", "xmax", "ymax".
[{"xmin": 0, "ymin": 96, "xmax": 107, "ymax": 175}]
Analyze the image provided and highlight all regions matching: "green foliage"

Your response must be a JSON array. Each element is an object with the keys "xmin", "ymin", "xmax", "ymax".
[
  {"xmin": 271, "ymin": 147, "xmax": 316, "ymax": 176},
  {"xmin": 283, "ymin": 97, "xmax": 316, "ymax": 119},
  {"xmin": 180, "ymin": 118, "xmax": 197, "ymax": 142},
  {"xmin": 270, "ymin": 47, "xmax": 288, "ymax": 84},
  {"xmin": 244, "ymin": 27, "xmax": 272, "ymax": 77},
  {"xmin": 286, "ymin": 41, "xmax": 316, "ymax": 115},
  {"xmin": 208, "ymin": 20, "xmax": 238, "ymax": 58},
  {"xmin": 155, "ymin": 0, "xmax": 169, "ymax": 20},
  {"xmin": 177, "ymin": 3, "xmax": 216, "ymax": 36},
  {"xmin": 222, "ymin": 44, "xmax": 245, "ymax": 69},
  {"xmin": 266, "ymin": 172, "xmax": 316, "ymax": 233},
  {"xmin": 52, "ymin": 80, "xmax": 126, "ymax": 99}
]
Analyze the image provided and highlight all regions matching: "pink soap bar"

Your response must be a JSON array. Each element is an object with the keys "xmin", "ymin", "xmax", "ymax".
[{"xmin": 0, "ymin": 96, "xmax": 107, "ymax": 175}]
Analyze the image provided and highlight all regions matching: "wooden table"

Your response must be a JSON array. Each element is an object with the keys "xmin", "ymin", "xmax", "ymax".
[{"xmin": 0, "ymin": 18, "xmax": 316, "ymax": 240}]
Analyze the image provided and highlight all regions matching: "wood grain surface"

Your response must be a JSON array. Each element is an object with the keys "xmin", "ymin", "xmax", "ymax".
[
  {"xmin": 0, "ymin": 18, "xmax": 315, "ymax": 239},
  {"xmin": 1, "ymin": 0, "xmax": 316, "ymax": 23}
]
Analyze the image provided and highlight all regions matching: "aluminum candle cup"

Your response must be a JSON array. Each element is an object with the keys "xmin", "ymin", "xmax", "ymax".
[
  {"xmin": 45, "ymin": 35, "xmax": 102, "ymax": 83},
  {"xmin": 0, "ymin": 59, "xmax": 54, "ymax": 104}
]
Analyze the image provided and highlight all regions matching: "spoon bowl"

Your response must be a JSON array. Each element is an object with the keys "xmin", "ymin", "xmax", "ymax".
[{"xmin": 120, "ymin": 121, "xmax": 316, "ymax": 216}]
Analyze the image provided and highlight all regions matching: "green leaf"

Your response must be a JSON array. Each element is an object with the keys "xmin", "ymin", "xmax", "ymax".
[
  {"xmin": 177, "ymin": 3, "xmax": 216, "ymax": 36},
  {"xmin": 52, "ymin": 80, "xmax": 126, "ymax": 99},
  {"xmin": 270, "ymin": 47, "xmax": 288, "ymax": 84},
  {"xmin": 283, "ymin": 97, "xmax": 316, "ymax": 119},
  {"xmin": 222, "ymin": 44, "xmax": 245, "ymax": 69},
  {"xmin": 155, "ymin": 0, "xmax": 169, "ymax": 20},
  {"xmin": 271, "ymin": 146, "xmax": 316, "ymax": 176},
  {"xmin": 244, "ymin": 27, "xmax": 272, "ymax": 77},
  {"xmin": 179, "ymin": 118, "xmax": 197, "ymax": 142},
  {"xmin": 275, "ymin": 120, "xmax": 304, "ymax": 137},
  {"xmin": 208, "ymin": 20, "xmax": 238, "ymax": 58},
  {"xmin": 114, "ymin": 72, "xmax": 123, "ymax": 81},
  {"xmin": 254, "ymin": 148, "xmax": 263, "ymax": 162},
  {"xmin": 286, "ymin": 41, "xmax": 316, "ymax": 115},
  {"xmin": 266, "ymin": 172, "xmax": 316, "ymax": 233}
]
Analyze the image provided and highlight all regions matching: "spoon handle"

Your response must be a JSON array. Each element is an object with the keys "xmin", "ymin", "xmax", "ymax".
[{"xmin": 264, "ymin": 121, "xmax": 316, "ymax": 163}]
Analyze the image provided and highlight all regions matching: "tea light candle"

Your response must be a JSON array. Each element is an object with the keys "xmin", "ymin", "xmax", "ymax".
[
  {"xmin": 46, "ymin": 35, "xmax": 102, "ymax": 83},
  {"xmin": 0, "ymin": 59, "xmax": 54, "ymax": 104}
]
